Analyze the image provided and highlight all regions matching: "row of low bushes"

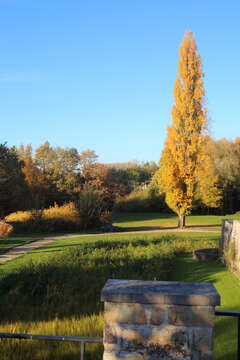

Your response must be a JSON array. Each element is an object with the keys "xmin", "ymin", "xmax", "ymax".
[
  {"xmin": 3, "ymin": 186, "xmax": 167, "ymax": 234},
  {"xmin": 4, "ymin": 186, "xmax": 113, "ymax": 234},
  {"xmin": 5, "ymin": 203, "xmax": 80, "ymax": 234}
]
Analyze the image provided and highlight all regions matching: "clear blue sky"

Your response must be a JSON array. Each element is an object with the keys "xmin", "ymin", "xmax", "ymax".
[{"xmin": 1, "ymin": 0, "xmax": 240, "ymax": 163}]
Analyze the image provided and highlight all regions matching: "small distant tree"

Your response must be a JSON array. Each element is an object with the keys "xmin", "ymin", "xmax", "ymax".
[
  {"xmin": 157, "ymin": 31, "xmax": 220, "ymax": 228},
  {"xmin": 212, "ymin": 138, "xmax": 240, "ymax": 214},
  {"xmin": 79, "ymin": 149, "xmax": 98, "ymax": 178},
  {"xmin": 35, "ymin": 142, "xmax": 80, "ymax": 203}
]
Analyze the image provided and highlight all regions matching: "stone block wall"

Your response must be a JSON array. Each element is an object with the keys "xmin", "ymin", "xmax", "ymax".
[
  {"xmin": 221, "ymin": 220, "xmax": 240, "ymax": 275},
  {"xmin": 101, "ymin": 280, "xmax": 220, "ymax": 360}
]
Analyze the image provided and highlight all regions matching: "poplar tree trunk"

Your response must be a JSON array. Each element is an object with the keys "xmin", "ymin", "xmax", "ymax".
[{"xmin": 178, "ymin": 215, "xmax": 186, "ymax": 229}]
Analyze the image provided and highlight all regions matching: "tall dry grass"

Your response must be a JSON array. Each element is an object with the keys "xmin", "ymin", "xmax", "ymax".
[
  {"xmin": 5, "ymin": 202, "xmax": 80, "ymax": 224},
  {"xmin": 5, "ymin": 203, "xmax": 80, "ymax": 233},
  {"xmin": 0, "ymin": 314, "xmax": 103, "ymax": 360}
]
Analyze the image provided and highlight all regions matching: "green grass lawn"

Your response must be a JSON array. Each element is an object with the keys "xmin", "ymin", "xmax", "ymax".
[
  {"xmin": 113, "ymin": 211, "xmax": 240, "ymax": 230},
  {"xmin": 1, "ymin": 211, "xmax": 238, "ymax": 258},
  {"xmin": 0, "ymin": 235, "xmax": 42, "ymax": 255},
  {"xmin": 0, "ymin": 230, "xmax": 239, "ymax": 359},
  {"xmin": 0, "ymin": 231, "xmax": 218, "ymax": 276},
  {"xmin": 0, "ymin": 231, "xmax": 217, "ymax": 360},
  {"xmin": 171, "ymin": 255, "xmax": 240, "ymax": 360}
]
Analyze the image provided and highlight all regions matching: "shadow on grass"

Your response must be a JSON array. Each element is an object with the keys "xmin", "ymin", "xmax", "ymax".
[
  {"xmin": 170, "ymin": 255, "xmax": 240, "ymax": 360},
  {"xmin": 116, "ymin": 224, "xmax": 220, "ymax": 232},
  {"xmin": 0, "ymin": 236, "xmax": 43, "ymax": 255},
  {"xmin": 112, "ymin": 212, "xmax": 176, "ymax": 223},
  {"xmin": 0, "ymin": 239, "xmax": 177, "ymax": 324},
  {"xmin": 170, "ymin": 254, "xmax": 224, "ymax": 283},
  {"xmin": 116, "ymin": 225, "xmax": 178, "ymax": 231},
  {"xmin": 0, "ymin": 239, "xmax": 222, "ymax": 323},
  {"xmin": 214, "ymin": 314, "xmax": 238, "ymax": 360}
]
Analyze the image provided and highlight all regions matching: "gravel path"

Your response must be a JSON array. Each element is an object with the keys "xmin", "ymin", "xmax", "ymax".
[{"xmin": 0, "ymin": 227, "xmax": 220, "ymax": 264}]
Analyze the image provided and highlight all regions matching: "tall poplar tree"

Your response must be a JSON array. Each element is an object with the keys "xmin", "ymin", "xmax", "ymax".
[{"xmin": 157, "ymin": 31, "xmax": 220, "ymax": 228}]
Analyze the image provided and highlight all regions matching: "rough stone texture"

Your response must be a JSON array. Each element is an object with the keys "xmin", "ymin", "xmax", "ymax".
[
  {"xmin": 221, "ymin": 220, "xmax": 240, "ymax": 276},
  {"xmin": 149, "ymin": 305, "xmax": 166, "ymax": 326},
  {"xmin": 192, "ymin": 327, "xmax": 213, "ymax": 353},
  {"xmin": 102, "ymin": 280, "xmax": 220, "ymax": 360},
  {"xmin": 101, "ymin": 279, "xmax": 220, "ymax": 306},
  {"xmin": 103, "ymin": 351, "xmax": 143, "ymax": 360},
  {"xmin": 105, "ymin": 303, "xmax": 148, "ymax": 325},
  {"xmin": 168, "ymin": 306, "xmax": 215, "ymax": 327}
]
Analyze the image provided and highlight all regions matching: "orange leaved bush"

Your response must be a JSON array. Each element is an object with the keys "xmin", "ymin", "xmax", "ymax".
[{"xmin": 0, "ymin": 222, "xmax": 13, "ymax": 238}]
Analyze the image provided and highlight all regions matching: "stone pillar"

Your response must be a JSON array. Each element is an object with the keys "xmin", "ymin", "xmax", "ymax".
[
  {"xmin": 220, "ymin": 219, "xmax": 233, "ymax": 255},
  {"xmin": 221, "ymin": 219, "xmax": 240, "ymax": 275},
  {"xmin": 101, "ymin": 280, "xmax": 220, "ymax": 360}
]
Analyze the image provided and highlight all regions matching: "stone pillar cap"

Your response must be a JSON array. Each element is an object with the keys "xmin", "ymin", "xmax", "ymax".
[{"xmin": 101, "ymin": 279, "xmax": 220, "ymax": 306}]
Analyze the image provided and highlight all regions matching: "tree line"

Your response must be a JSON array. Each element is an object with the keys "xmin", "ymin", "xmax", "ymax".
[
  {"xmin": 1, "ymin": 135, "xmax": 239, "ymax": 220},
  {"xmin": 0, "ymin": 141, "xmax": 157, "ymax": 217}
]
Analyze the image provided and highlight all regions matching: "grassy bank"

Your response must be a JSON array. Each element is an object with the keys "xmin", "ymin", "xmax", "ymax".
[
  {"xmin": 113, "ymin": 212, "xmax": 240, "ymax": 230},
  {"xmin": 0, "ymin": 235, "xmax": 42, "ymax": 255},
  {"xmin": 0, "ymin": 232, "xmax": 218, "ymax": 360},
  {"xmin": 171, "ymin": 254, "xmax": 240, "ymax": 360}
]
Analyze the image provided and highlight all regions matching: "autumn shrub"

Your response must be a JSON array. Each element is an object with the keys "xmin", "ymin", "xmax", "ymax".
[
  {"xmin": 0, "ymin": 221, "xmax": 13, "ymax": 237},
  {"xmin": 5, "ymin": 211, "xmax": 31, "ymax": 222},
  {"xmin": 75, "ymin": 185, "xmax": 109, "ymax": 229},
  {"xmin": 5, "ymin": 203, "xmax": 81, "ymax": 234},
  {"xmin": 44, "ymin": 202, "xmax": 80, "ymax": 223},
  {"xmin": 5, "ymin": 197, "xmax": 110, "ymax": 233}
]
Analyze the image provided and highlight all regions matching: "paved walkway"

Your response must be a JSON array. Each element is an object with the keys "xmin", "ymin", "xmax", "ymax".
[
  {"xmin": 0, "ymin": 234, "xmax": 78, "ymax": 264},
  {"xmin": 0, "ymin": 227, "xmax": 220, "ymax": 264}
]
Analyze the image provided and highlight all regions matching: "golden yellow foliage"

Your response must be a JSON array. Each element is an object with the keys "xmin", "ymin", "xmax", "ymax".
[
  {"xmin": 5, "ymin": 202, "xmax": 80, "ymax": 224},
  {"xmin": 157, "ymin": 31, "xmax": 221, "ymax": 227},
  {"xmin": 196, "ymin": 137, "xmax": 222, "ymax": 208},
  {"xmin": 43, "ymin": 202, "xmax": 79, "ymax": 223},
  {"xmin": 5, "ymin": 211, "xmax": 31, "ymax": 222}
]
